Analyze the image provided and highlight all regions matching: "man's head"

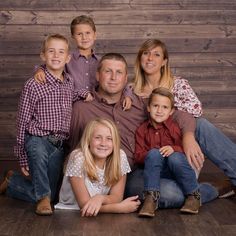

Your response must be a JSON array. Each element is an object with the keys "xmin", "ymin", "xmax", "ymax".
[{"xmin": 96, "ymin": 53, "xmax": 128, "ymax": 103}]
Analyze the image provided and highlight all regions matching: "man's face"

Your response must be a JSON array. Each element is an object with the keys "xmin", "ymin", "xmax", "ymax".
[{"xmin": 97, "ymin": 59, "xmax": 128, "ymax": 97}]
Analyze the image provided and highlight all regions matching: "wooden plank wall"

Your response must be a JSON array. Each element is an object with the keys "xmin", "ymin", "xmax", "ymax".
[{"xmin": 0, "ymin": 1, "xmax": 236, "ymax": 165}]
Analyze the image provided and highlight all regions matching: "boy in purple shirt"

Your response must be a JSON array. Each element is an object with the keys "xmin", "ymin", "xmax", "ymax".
[
  {"xmin": 0, "ymin": 34, "xmax": 74, "ymax": 216},
  {"xmin": 35, "ymin": 15, "xmax": 132, "ymax": 109}
]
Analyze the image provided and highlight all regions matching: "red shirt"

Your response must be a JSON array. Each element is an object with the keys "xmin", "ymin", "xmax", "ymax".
[{"xmin": 135, "ymin": 116, "xmax": 184, "ymax": 165}]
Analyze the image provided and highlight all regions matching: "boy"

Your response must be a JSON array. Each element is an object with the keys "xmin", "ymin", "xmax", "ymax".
[
  {"xmin": 0, "ymin": 34, "xmax": 73, "ymax": 216},
  {"xmin": 35, "ymin": 15, "xmax": 132, "ymax": 108},
  {"xmin": 135, "ymin": 87, "xmax": 201, "ymax": 217}
]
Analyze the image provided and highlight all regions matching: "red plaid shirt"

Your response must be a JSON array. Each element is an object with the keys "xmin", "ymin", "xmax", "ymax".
[{"xmin": 14, "ymin": 69, "xmax": 74, "ymax": 167}]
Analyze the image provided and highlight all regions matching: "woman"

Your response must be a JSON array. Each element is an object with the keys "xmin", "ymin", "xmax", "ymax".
[{"xmin": 132, "ymin": 39, "xmax": 202, "ymax": 118}]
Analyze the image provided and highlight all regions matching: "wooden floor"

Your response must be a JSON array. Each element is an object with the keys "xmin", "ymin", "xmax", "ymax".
[{"xmin": 0, "ymin": 194, "xmax": 235, "ymax": 236}]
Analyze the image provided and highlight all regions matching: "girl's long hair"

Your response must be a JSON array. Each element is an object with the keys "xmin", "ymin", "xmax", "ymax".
[
  {"xmin": 79, "ymin": 118, "xmax": 121, "ymax": 186},
  {"xmin": 133, "ymin": 39, "xmax": 174, "ymax": 95}
]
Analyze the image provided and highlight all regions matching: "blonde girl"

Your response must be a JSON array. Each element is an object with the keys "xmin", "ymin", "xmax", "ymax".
[
  {"xmin": 133, "ymin": 39, "xmax": 202, "ymax": 118},
  {"xmin": 55, "ymin": 118, "xmax": 140, "ymax": 216}
]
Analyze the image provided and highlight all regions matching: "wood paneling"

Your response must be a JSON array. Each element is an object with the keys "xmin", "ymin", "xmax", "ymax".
[{"xmin": 0, "ymin": 1, "xmax": 235, "ymax": 164}]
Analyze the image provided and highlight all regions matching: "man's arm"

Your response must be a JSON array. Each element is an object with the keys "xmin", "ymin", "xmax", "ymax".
[{"xmin": 172, "ymin": 110, "xmax": 204, "ymax": 170}]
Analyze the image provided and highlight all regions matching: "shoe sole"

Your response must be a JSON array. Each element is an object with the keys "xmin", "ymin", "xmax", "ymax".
[
  {"xmin": 138, "ymin": 213, "xmax": 155, "ymax": 218},
  {"xmin": 180, "ymin": 209, "xmax": 199, "ymax": 214},
  {"xmin": 219, "ymin": 190, "xmax": 235, "ymax": 198},
  {"xmin": 35, "ymin": 210, "xmax": 53, "ymax": 216}
]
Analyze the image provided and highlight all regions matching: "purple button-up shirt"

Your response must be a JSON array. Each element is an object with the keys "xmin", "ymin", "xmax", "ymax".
[
  {"xmin": 66, "ymin": 49, "xmax": 99, "ymax": 99},
  {"xmin": 14, "ymin": 69, "xmax": 74, "ymax": 167}
]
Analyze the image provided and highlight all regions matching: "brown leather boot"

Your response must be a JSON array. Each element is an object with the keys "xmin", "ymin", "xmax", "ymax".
[
  {"xmin": 138, "ymin": 191, "xmax": 160, "ymax": 218},
  {"xmin": 35, "ymin": 196, "xmax": 53, "ymax": 216},
  {"xmin": 180, "ymin": 190, "xmax": 201, "ymax": 214},
  {"xmin": 0, "ymin": 170, "xmax": 14, "ymax": 194}
]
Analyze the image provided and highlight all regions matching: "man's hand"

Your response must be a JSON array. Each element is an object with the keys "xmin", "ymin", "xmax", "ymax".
[
  {"xmin": 182, "ymin": 132, "xmax": 205, "ymax": 170},
  {"xmin": 21, "ymin": 166, "xmax": 30, "ymax": 177}
]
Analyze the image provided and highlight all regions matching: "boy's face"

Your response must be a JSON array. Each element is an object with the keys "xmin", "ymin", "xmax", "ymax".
[
  {"xmin": 72, "ymin": 24, "xmax": 96, "ymax": 51},
  {"xmin": 40, "ymin": 39, "xmax": 71, "ymax": 72},
  {"xmin": 147, "ymin": 94, "xmax": 174, "ymax": 126}
]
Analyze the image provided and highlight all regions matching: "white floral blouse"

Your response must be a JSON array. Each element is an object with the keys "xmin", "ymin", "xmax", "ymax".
[
  {"xmin": 55, "ymin": 149, "xmax": 131, "ymax": 210},
  {"xmin": 172, "ymin": 76, "xmax": 202, "ymax": 117}
]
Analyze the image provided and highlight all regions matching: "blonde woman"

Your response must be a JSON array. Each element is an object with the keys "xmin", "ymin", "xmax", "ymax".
[
  {"xmin": 55, "ymin": 118, "xmax": 140, "ymax": 216},
  {"xmin": 133, "ymin": 39, "xmax": 202, "ymax": 118}
]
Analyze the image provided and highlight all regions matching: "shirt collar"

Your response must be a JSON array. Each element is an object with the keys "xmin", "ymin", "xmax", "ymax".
[
  {"xmin": 74, "ymin": 48, "xmax": 98, "ymax": 60},
  {"xmin": 147, "ymin": 116, "xmax": 174, "ymax": 130},
  {"xmin": 45, "ymin": 67, "xmax": 71, "ymax": 84}
]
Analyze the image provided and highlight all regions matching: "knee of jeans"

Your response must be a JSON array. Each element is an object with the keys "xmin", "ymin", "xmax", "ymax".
[
  {"xmin": 197, "ymin": 118, "xmax": 213, "ymax": 131},
  {"xmin": 145, "ymin": 149, "xmax": 161, "ymax": 163},
  {"xmin": 168, "ymin": 152, "xmax": 186, "ymax": 166}
]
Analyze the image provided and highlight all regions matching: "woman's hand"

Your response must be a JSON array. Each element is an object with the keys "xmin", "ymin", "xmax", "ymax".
[
  {"xmin": 34, "ymin": 68, "xmax": 46, "ymax": 84},
  {"xmin": 122, "ymin": 96, "xmax": 132, "ymax": 111},
  {"xmin": 81, "ymin": 194, "xmax": 104, "ymax": 217},
  {"xmin": 117, "ymin": 195, "xmax": 141, "ymax": 213}
]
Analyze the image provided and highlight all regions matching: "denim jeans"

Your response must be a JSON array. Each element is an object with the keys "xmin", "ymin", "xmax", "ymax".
[
  {"xmin": 144, "ymin": 149, "xmax": 199, "ymax": 195},
  {"xmin": 6, "ymin": 135, "xmax": 64, "ymax": 203},
  {"xmin": 196, "ymin": 118, "xmax": 236, "ymax": 186},
  {"xmin": 125, "ymin": 167, "xmax": 218, "ymax": 209}
]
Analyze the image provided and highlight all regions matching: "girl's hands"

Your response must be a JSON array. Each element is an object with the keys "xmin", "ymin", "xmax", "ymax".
[
  {"xmin": 159, "ymin": 145, "xmax": 174, "ymax": 157},
  {"xmin": 118, "ymin": 195, "xmax": 141, "ymax": 213},
  {"xmin": 81, "ymin": 195, "xmax": 104, "ymax": 217}
]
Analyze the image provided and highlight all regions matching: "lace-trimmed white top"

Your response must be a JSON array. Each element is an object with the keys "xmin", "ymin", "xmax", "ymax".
[{"xmin": 55, "ymin": 149, "xmax": 131, "ymax": 210}]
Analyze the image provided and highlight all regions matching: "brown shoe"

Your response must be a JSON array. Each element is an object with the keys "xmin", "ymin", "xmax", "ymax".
[
  {"xmin": 35, "ymin": 196, "xmax": 53, "ymax": 216},
  {"xmin": 138, "ymin": 191, "xmax": 159, "ymax": 218},
  {"xmin": 180, "ymin": 190, "xmax": 201, "ymax": 214},
  {"xmin": 210, "ymin": 179, "xmax": 235, "ymax": 198},
  {"xmin": 0, "ymin": 170, "xmax": 14, "ymax": 194}
]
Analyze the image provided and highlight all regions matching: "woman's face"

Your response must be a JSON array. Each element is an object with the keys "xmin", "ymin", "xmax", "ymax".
[{"xmin": 140, "ymin": 46, "xmax": 167, "ymax": 76}]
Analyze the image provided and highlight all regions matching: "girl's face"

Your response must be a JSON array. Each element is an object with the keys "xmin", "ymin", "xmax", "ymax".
[
  {"xmin": 89, "ymin": 124, "xmax": 114, "ymax": 167},
  {"xmin": 140, "ymin": 46, "xmax": 167, "ymax": 76}
]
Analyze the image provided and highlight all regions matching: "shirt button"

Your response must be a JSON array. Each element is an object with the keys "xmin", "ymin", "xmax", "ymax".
[
  {"xmin": 86, "ymin": 73, "xmax": 88, "ymax": 76},
  {"xmin": 86, "ymin": 86, "xmax": 89, "ymax": 89},
  {"xmin": 156, "ymin": 132, "xmax": 158, "ymax": 134},
  {"xmin": 117, "ymin": 121, "xmax": 119, "ymax": 124},
  {"xmin": 86, "ymin": 61, "xmax": 88, "ymax": 63}
]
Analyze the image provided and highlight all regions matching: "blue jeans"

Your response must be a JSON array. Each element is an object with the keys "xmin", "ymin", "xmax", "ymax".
[
  {"xmin": 6, "ymin": 135, "xmax": 64, "ymax": 203},
  {"xmin": 196, "ymin": 118, "xmax": 236, "ymax": 186},
  {"xmin": 144, "ymin": 149, "xmax": 199, "ymax": 195},
  {"xmin": 125, "ymin": 167, "xmax": 218, "ymax": 209}
]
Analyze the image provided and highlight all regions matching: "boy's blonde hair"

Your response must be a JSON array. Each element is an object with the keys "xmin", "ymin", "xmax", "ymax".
[
  {"xmin": 79, "ymin": 118, "xmax": 122, "ymax": 186},
  {"xmin": 133, "ymin": 39, "xmax": 173, "ymax": 95},
  {"xmin": 70, "ymin": 15, "xmax": 96, "ymax": 35},
  {"xmin": 148, "ymin": 87, "xmax": 175, "ymax": 108},
  {"xmin": 41, "ymin": 34, "xmax": 70, "ymax": 53}
]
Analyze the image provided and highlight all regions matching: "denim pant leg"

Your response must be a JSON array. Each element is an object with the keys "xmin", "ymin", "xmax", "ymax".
[
  {"xmin": 7, "ymin": 136, "xmax": 64, "ymax": 203},
  {"xmin": 125, "ymin": 167, "xmax": 184, "ymax": 208},
  {"xmin": 167, "ymin": 152, "xmax": 199, "ymax": 195},
  {"xmin": 143, "ymin": 149, "xmax": 165, "ymax": 191},
  {"xmin": 125, "ymin": 168, "xmax": 218, "ymax": 209},
  {"xmin": 196, "ymin": 118, "xmax": 236, "ymax": 186}
]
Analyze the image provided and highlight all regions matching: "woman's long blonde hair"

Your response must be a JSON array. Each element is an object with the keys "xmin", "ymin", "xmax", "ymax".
[
  {"xmin": 133, "ymin": 39, "xmax": 174, "ymax": 95},
  {"xmin": 79, "ymin": 118, "xmax": 121, "ymax": 186}
]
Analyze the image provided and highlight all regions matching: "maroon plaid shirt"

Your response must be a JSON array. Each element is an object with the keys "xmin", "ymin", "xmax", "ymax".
[{"xmin": 14, "ymin": 69, "xmax": 74, "ymax": 167}]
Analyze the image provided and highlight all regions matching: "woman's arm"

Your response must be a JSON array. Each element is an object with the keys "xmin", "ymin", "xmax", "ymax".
[{"xmin": 173, "ymin": 77, "xmax": 202, "ymax": 117}]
